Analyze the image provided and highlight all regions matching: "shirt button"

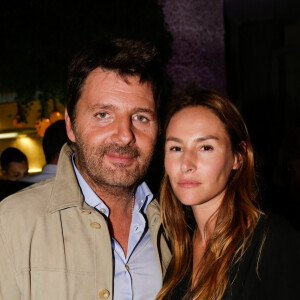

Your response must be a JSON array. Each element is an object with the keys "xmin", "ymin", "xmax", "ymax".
[
  {"xmin": 125, "ymin": 264, "xmax": 130, "ymax": 271},
  {"xmin": 100, "ymin": 208, "xmax": 106, "ymax": 214},
  {"xmin": 99, "ymin": 289, "xmax": 110, "ymax": 299},
  {"xmin": 90, "ymin": 222, "xmax": 101, "ymax": 229}
]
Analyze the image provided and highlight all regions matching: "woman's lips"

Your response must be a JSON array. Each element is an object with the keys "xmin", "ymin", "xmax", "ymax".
[{"xmin": 178, "ymin": 179, "xmax": 201, "ymax": 188}]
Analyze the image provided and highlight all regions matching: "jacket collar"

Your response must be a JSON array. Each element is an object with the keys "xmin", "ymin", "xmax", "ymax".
[
  {"xmin": 47, "ymin": 143, "xmax": 92, "ymax": 214},
  {"xmin": 47, "ymin": 143, "xmax": 163, "ymax": 220}
]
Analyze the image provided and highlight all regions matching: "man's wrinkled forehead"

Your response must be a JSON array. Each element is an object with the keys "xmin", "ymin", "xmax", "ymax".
[{"xmin": 87, "ymin": 68, "xmax": 154, "ymax": 102}]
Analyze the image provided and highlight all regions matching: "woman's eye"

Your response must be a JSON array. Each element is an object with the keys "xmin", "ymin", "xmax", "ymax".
[
  {"xmin": 96, "ymin": 112, "xmax": 110, "ymax": 119},
  {"xmin": 201, "ymin": 145, "xmax": 213, "ymax": 151},
  {"xmin": 133, "ymin": 115, "xmax": 149, "ymax": 122},
  {"xmin": 170, "ymin": 146, "xmax": 182, "ymax": 152}
]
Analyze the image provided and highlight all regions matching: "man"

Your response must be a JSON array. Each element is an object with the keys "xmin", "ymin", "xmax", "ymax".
[
  {"xmin": 0, "ymin": 147, "xmax": 30, "ymax": 200},
  {"xmin": 0, "ymin": 147, "xmax": 28, "ymax": 181},
  {"xmin": 0, "ymin": 39, "xmax": 171, "ymax": 299},
  {"xmin": 20, "ymin": 120, "xmax": 68, "ymax": 183}
]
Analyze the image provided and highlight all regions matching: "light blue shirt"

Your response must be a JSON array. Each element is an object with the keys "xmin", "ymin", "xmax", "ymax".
[
  {"xmin": 19, "ymin": 164, "xmax": 57, "ymax": 183},
  {"xmin": 72, "ymin": 156, "xmax": 161, "ymax": 300}
]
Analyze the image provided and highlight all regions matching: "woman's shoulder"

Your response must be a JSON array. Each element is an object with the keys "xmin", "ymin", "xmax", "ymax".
[
  {"xmin": 256, "ymin": 213, "xmax": 300, "ymax": 285},
  {"xmin": 260, "ymin": 213, "xmax": 300, "ymax": 249},
  {"xmin": 224, "ymin": 214, "xmax": 300, "ymax": 300}
]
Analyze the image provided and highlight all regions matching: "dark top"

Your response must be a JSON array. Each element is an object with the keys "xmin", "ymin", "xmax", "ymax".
[{"xmin": 165, "ymin": 214, "xmax": 300, "ymax": 300}]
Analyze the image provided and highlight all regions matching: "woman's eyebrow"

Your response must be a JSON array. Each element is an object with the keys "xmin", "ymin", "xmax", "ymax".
[
  {"xmin": 195, "ymin": 135, "xmax": 219, "ymax": 142},
  {"xmin": 165, "ymin": 136, "xmax": 182, "ymax": 143},
  {"xmin": 165, "ymin": 135, "xmax": 219, "ymax": 143}
]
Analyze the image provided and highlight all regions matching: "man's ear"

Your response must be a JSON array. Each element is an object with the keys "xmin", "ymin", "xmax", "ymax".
[
  {"xmin": 65, "ymin": 108, "xmax": 76, "ymax": 143},
  {"xmin": 232, "ymin": 141, "xmax": 246, "ymax": 170},
  {"xmin": 2, "ymin": 170, "xmax": 7, "ymax": 178}
]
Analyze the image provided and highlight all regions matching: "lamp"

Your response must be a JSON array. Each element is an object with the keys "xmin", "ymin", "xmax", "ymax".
[
  {"xmin": 34, "ymin": 117, "xmax": 51, "ymax": 137},
  {"xmin": 0, "ymin": 128, "xmax": 36, "ymax": 140},
  {"xmin": 0, "ymin": 132, "xmax": 18, "ymax": 139},
  {"xmin": 49, "ymin": 99, "xmax": 63, "ymax": 123}
]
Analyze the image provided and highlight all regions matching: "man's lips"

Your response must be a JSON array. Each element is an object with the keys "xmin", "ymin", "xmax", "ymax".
[
  {"xmin": 178, "ymin": 179, "xmax": 201, "ymax": 188},
  {"xmin": 104, "ymin": 152, "xmax": 136, "ymax": 164}
]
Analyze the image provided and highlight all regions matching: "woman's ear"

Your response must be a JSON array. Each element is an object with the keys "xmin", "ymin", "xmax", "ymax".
[{"xmin": 232, "ymin": 141, "xmax": 246, "ymax": 170}]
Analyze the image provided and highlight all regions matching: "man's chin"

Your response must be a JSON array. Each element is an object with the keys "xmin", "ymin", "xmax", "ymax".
[
  {"xmin": 91, "ymin": 168, "xmax": 142, "ymax": 187},
  {"xmin": 96, "ymin": 177, "xmax": 140, "ymax": 188}
]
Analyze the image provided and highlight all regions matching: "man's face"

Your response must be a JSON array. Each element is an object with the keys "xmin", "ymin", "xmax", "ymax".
[
  {"xmin": 3, "ymin": 160, "xmax": 28, "ymax": 181},
  {"xmin": 65, "ymin": 68, "xmax": 158, "ymax": 189}
]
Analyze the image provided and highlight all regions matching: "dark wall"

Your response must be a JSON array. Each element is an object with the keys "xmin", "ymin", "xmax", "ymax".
[
  {"xmin": 224, "ymin": 0, "xmax": 300, "ymax": 229},
  {"xmin": 0, "ymin": 0, "xmax": 172, "ymax": 103}
]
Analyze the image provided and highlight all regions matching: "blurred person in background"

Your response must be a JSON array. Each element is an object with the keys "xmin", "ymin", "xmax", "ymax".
[
  {"xmin": 20, "ymin": 120, "xmax": 68, "ymax": 183},
  {"xmin": 0, "ymin": 147, "xmax": 28, "ymax": 181},
  {"xmin": 0, "ymin": 147, "xmax": 30, "ymax": 201}
]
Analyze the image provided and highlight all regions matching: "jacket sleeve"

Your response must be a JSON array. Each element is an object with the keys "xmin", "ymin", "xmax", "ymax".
[{"xmin": 0, "ymin": 218, "xmax": 21, "ymax": 299}]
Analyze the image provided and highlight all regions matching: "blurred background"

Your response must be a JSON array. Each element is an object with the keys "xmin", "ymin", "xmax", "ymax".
[{"xmin": 0, "ymin": 0, "xmax": 299, "ymax": 227}]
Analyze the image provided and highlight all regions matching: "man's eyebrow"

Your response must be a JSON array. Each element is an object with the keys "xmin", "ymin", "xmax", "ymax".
[
  {"xmin": 87, "ymin": 104, "xmax": 115, "ymax": 111},
  {"xmin": 88, "ymin": 104, "xmax": 156, "ymax": 116},
  {"xmin": 134, "ymin": 108, "xmax": 156, "ymax": 117},
  {"xmin": 166, "ymin": 135, "xmax": 219, "ymax": 142}
]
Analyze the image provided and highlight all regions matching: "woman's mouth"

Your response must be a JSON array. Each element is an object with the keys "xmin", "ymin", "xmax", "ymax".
[{"xmin": 178, "ymin": 179, "xmax": 201, "ymax": 188}]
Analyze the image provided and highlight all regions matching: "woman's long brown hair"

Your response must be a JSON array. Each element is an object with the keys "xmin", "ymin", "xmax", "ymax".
[{"xmin": 156, "ymin": 89, "xmax": 261, "ymax": 300}]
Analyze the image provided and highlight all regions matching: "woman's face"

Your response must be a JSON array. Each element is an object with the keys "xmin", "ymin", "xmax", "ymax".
[{"xmin": 164, "ymin": 106, "xmax": 240, "ymax": 208}]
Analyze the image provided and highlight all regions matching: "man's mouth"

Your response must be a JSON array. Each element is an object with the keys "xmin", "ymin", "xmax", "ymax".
[{"xmin": 104, "ymin": 152, "xmax": 137, "ymax": 165}]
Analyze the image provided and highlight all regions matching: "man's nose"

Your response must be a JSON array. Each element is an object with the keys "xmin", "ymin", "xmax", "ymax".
[{"xmin": 111, "ymin": 116, "xmax": 135, "ymax": 145}]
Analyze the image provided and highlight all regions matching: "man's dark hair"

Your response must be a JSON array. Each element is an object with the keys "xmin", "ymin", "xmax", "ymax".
[
  {"xmin": 1, "ymin": 147, "xmax": 28, "ymax": 171},
  {"xmin": 67, "ymin": 38, "xmax": 165, "ymax": 123},
  {"xmin": 43, "ymin": 120, "xmax": 69, "ymax": 164}
]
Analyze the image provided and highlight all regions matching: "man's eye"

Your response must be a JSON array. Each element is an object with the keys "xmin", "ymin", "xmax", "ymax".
[
  {"xmin": 96, "ymin": 112, "xmax": 110, "ymax": 119},
  {"xmin": 201, "ymin": 145, "xmax": 213, "ymax": 151},
  {"xmin": 134, "ymin": 115, "xmax": 149, "ymax": 122}
]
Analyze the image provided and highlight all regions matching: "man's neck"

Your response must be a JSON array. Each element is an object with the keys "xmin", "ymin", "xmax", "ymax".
[
  {"xmin": 88, "ymin": 180, "xmax": 136, "ymax": 256},
  {"xmin": 88, "ymin": 180, "xmax": 135, "ymax": 210},
  {"xmin": 105, "ymin": 189, "xmax": 135, "ymax": 257}
]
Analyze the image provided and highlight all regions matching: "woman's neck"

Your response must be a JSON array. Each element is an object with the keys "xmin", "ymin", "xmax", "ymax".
[
  {"xmin": 191, "ymin": 193, "xmax": 223, "ymax": 243},
  {"xmin": 191, "ymin": 198, "xmax": 221, "ymax": 285}
]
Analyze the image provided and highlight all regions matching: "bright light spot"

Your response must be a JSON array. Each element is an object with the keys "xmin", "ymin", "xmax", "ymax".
[
  {"xmin": 29, "ymin": 168, "xmax": 42, "ymax": 174},
  {"xmin": 0, "ymin": 132, "xmax": 18, "ymax": 139},
  {"xmin": 17, "ymin": 136, "xmax": 33, "ymax": 146}
]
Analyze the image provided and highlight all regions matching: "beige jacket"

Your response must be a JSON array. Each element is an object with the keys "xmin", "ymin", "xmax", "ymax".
[{"xmin": 0, "ymin": 144, "xmax": 171, "ymax": 300}]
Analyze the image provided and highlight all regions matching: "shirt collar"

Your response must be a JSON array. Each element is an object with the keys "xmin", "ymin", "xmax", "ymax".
[{"xmin": 71, "ymin": 154, "xmax": 153, "ymax": 217}]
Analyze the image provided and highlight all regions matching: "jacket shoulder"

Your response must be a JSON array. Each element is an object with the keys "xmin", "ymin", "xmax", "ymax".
[{"xmin": 0, "ymin": 178, "xmax": 54, "ymax": 218}]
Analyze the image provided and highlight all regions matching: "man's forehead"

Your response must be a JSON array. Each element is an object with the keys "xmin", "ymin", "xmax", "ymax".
[{"xmin": 88, "ymin": 68, "xmax": 153, "ymax": 98}]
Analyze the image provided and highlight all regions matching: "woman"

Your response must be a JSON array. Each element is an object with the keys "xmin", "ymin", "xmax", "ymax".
[{"xmin": 156, "ymin": 89, "xmax": 300, "ymax": 300}]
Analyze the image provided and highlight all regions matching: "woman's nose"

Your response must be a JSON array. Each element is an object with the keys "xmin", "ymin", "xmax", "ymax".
[{"xmin": 181, "ymin": 150, "xmax": 197, "ymax": 173}]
